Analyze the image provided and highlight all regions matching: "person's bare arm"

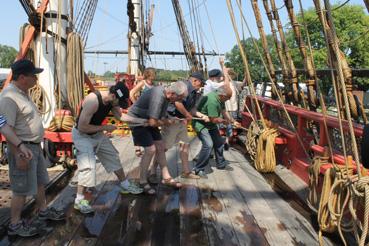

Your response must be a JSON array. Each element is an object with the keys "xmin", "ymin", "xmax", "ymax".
[
  {"xmin": 129, "ymin": 81, "xmax": 145, "ymax": 103},
  {"xmin": 77, "ymin": 94, "xmax": 116, "ymax": 133},
  {"xmin": 174, "ymin": 101, "xmax": 192, "ymax": 121},
  {"xmin": 111, "ymin": 106, "xmax": 123, "ymax": 121}
]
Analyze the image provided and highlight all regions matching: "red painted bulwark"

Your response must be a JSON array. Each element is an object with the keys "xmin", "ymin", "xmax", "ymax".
[{"xmin": 241, "ymin": 96, "xmax": 365, "ymax": 184}]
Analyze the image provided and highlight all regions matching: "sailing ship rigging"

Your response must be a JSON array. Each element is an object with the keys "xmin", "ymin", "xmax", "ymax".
[{"xmin": 0, "ymin": 0, "xmax": 369, "ymax": 245}]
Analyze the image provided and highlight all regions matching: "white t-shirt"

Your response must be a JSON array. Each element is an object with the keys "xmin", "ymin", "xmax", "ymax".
[
  {"xmin": 225, "ymin": 81, "xmax": 239, "ymax": 112},
  {"xmin": 204, "ymin": 79, "xmax": 223, "ymax": 95}
]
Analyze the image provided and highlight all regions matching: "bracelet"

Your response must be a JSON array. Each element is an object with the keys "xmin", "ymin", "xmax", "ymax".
[{"xmin": 16, "ymin": 141, "xmax": 24, "ymax": 148}]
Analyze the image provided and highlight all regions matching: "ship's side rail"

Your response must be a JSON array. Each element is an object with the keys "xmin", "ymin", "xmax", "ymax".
[{"xmin": 241, "ymin": 96, "xmax": 365, "ymax": 183}]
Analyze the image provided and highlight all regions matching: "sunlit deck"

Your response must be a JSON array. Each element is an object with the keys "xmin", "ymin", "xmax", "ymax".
[{"xmin": 0, "ymin": 136, "xmax": 338, "ymax": 245}]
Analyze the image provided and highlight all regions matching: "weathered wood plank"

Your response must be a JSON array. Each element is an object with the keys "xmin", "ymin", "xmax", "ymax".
[
  {"xmin": 222, "ymin": 150, "xmax": 295, "ymax": 245},
  {"xmin": 179, "ymin": 184, "xmax": 209, "ymax": 246},
  {"xmin": 210, "ymin": 152, "xmax": 269, "ymax": 246}
]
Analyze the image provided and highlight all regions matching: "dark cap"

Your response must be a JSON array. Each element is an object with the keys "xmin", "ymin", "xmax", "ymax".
[
  {"xmin": 208, "ymin": 69, "xmax": 223, "ymax": 78},
  {"xmin": 11, "ymin": 59, "xmax": 43, "ymax": 76},
  {"xmin": 110, "ymin": 82, "xmax": 129, "ymax": 109},
  {"xmin": 190, "ymin": 71, "xmax": 205, "ymax": 83}
]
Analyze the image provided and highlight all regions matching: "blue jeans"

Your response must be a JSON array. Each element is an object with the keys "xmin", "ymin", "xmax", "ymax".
[
  {"xmin": 194, "ymin": 128, "xmax": 226, "ymax": 173},
  {"xmin": 226, "ymin": 111, "xmax": 238, "ymax": 137}
]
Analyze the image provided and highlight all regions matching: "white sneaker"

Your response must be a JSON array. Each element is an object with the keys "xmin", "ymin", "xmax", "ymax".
[
  {"xmin": 74, "ymin": 199, "xmax": 94, "ymax": 214},
  {"xmin": 120, "ymin": 180, "xmax": 144, "ymax": 195}
]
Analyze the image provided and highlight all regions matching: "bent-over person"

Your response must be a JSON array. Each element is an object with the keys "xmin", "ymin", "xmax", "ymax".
[
  {"xmin": 128, "ymin": 81, "xmax": 188, "ymax": 194},
  {"xmin": 73, "ymin": 83, "xmax": 144, "ymax": 214}
]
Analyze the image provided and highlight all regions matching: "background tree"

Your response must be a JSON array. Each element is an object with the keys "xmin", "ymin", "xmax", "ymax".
[
  {"xmin": 226, "ymin": 4, "xmax": 369, "ymax": 90},
  {"xmin": 0, "ymin": 45, "xmax": 17, "ymax": 67},
  {"xmin": 225, "ymin": 36, "xmax": 280, "ymax": 83}
]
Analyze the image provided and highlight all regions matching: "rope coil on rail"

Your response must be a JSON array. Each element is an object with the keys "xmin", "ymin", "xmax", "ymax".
[{"xmin": 255, "ymin": 126, "xmax": 279, "ymax": 173}]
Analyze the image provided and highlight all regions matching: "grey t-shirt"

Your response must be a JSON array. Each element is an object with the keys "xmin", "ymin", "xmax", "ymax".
[{"xmin": 128, "ymin": 86, "xmax": 169, "ymax": 119}]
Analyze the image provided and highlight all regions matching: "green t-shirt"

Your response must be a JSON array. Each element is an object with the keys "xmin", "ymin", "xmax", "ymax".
[{"xmin": 193, "ymin": 92, "xmax": 225, "ymax": 132}]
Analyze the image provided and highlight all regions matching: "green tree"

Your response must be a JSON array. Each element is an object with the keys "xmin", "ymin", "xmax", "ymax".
[
  {"xmin": 0, "ymin": 45, "xmax": 17, "ymax": 67},
  {"xmin": 225, "ymin": 36, "xmax": 280, "ymax": 83},
  {"xmin": 226, "ymin": 4, "xmax": 369, "ymax": 90}
]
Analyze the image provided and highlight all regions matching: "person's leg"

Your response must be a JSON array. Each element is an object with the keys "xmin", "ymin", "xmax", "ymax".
[
  {"xmin": 139, "ymin": 144, "xmax": 156, "ymax": 183},
  {"xmin": 179, "ymin": 143, "xmax": 190, "ymax": 173},
  {"xmin": 72, "ymin": 128, "xmax": 96, "ymax": 213},
  {"xmin": 194, "ymin": 128, "xmax": 213, "ymax": 173},
  {"xmin": 148, "ymin": 153, "xmax": 159, "ymax": 176},
  {"xmin": 10, "ymin": 195, "xmax": 26, "ymax": 225},
  {"xmin": 209, "ymin": 129, "xmax": 227, "ymax": 168},
  {"xmin": 154, "ymin": 140, "xmax": 171, "ymax": 180},
  {"xmin": 35, "ymin": 184, "xmax": 47, "ymax": 211}
]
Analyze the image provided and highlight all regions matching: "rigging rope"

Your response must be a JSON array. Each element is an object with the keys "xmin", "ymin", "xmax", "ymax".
[
  {"xmin": 233, "ymin": 0, "xmax": 312, "ymax": 161},
  {"xmin": 269, "ymin": 0, "xmax": 300, "ymax": 104},
  {"xmin": 284, "ymin": 0, "xmax": 318, "ymax": 110}
]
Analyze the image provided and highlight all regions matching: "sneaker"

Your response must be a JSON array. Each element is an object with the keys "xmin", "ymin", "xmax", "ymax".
[
  {"xmin": 120, "ymin": 180, "xmax": 144, "ymax": 195},
  {"xmin": 38, "ymin": 207, "xmax": 66, "ymax": 221},
  {"xmin": 195, "ymin": 170, "xmax": 208, "ymax": 179},
  {"xmin": 74, "ymin": 199, "xmax": 94, "ymax": 214},
  {"xmin": 8, "ymin": 221, "xmax": 39, "ymax": 237}
]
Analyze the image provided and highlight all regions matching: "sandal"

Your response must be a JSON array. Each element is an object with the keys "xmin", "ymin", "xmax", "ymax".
[
  {"xmin": 135, "ymin": 148, "xmax": 143, "ymax": 157},
  {"xmin": 180, "ymin": 172, "xmax": 200, "ymax": 179},
  {"xmin": 139, "ymin": 183, "xmax": 156, "ymax": 195},
  {"xmin": 161, "ymin": 178, "xmax": 182, "ymax": 189},
  {"xmin": 148, "ymin": 174, "xmax": 159, "ymax": 185}
]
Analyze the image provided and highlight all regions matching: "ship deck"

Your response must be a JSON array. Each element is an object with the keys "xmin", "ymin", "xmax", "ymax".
[{"xmin": 0, "ymin": 136, "xmax": 340, "ymax": 245}]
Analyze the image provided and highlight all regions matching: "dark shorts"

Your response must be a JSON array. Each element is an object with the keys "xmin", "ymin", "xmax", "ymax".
[{"xmin": 131, "ymin": 126, "xmax": 162, "ymax": 147}]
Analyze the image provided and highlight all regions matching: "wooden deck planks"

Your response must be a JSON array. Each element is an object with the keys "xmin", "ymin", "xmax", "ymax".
[
  {"xmin": 209, "ymin": 153, "xmax": 269, "ymax": 246},
  {"xmin": 0, "ymin": 136, "xmax": 343, "ymax": 245}
]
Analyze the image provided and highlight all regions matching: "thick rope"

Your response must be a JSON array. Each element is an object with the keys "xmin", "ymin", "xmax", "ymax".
[
  {"xmin": 66, "ymin": 32, "xmax": 85, "ymax": 116},
  {"xmin": 255, "ymin": 127, "xmax": 279, "ymax": 172}
]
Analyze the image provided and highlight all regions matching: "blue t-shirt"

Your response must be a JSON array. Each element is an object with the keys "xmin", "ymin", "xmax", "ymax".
[
  {"xmin": 167, "ymin": 80, "xmax": 200, "ymax": 118},
  {"xmin": 0, "ymin": 115, "xmax": 6, "ymax": 128}
]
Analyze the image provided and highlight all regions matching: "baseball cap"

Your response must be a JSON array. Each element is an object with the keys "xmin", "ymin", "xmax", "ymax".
[
  {"xmin": 110, "ymin": 82, "xmax": 129, "ymax": 109},
  {"xmin": 11, "ymin": 59, "xmax": 43, "ymax": 76},
  {"xmin": 208, "ymin": 69, "xmax": 223, "ymax": 78},
  {"xmin": 190, "ymin": 71, "xmax": 205, "ymax": 84}
]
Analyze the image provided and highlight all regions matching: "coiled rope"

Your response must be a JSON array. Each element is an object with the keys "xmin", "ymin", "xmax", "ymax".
[
  {"xmin": 66, "ymin": 32, "xmax": 84, "ymax": 116},
  {"xmin": 255, "ymin": 126, "xmax": 279, "ymax": 173}
]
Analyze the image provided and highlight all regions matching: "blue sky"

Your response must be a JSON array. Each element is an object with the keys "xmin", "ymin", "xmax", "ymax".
[{"xmin": 0, "ymin": 0, "xmax": 366, "ymax": 74}]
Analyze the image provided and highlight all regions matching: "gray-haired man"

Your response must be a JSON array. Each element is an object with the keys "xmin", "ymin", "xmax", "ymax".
[{"xmin": 128, "ymin": 81, "xmax": 188, "ymax": 194}]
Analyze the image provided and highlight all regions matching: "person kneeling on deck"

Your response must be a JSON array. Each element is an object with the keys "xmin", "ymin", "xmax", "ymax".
[
  {"xmin": 73, "ymin": 83, "xmax": 144, "ymax": 214},
  {"xmin": 127, "ymin": 81, "xmax": 188, "ymax": 194},
  {"xmin": 0, "ymin": 59, "xmax": 65, "ymax": 238},
  {"xmin": 193, "ymin": 78, "xmax": 241, "ymax": 177}
]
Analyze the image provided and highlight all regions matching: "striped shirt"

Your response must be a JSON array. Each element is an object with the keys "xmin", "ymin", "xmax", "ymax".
[{"xmin": 0, "ymin": 115, "xmax": 6, "ymax": 128}]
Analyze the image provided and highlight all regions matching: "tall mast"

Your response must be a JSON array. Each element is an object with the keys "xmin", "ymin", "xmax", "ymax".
[
  {"xmin": 127, "ymin": 0, "xmax": 143, "ymax": 75},
  {"xmin": 171, "ymin": 0, "xmax": 200, "ymax": 72},
  {"xmin": 34, "ymin": 0, "xmax": 68, "ymax": 126}
]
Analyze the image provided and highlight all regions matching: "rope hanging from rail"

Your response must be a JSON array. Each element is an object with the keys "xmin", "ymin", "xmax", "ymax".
[
  {"xmin": 255, "ymin": 124, "xmax": 279, "ymax": 173},
  {"xmin": 232, "ymin": 0, "xmax": 312, "ymax": 162}
]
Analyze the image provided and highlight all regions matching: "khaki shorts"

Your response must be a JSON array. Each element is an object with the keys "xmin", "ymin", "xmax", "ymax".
[
  {"xmin": 72, "ymin": 128, "xmax": 122, "ymax": 187},
  {"xmin": 161, "ymin": 122, "xmax": 190, "ymax": 149},
  {"xmin": 8, "ymin": 143, "xmax": 49, "ymax": 196}
]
